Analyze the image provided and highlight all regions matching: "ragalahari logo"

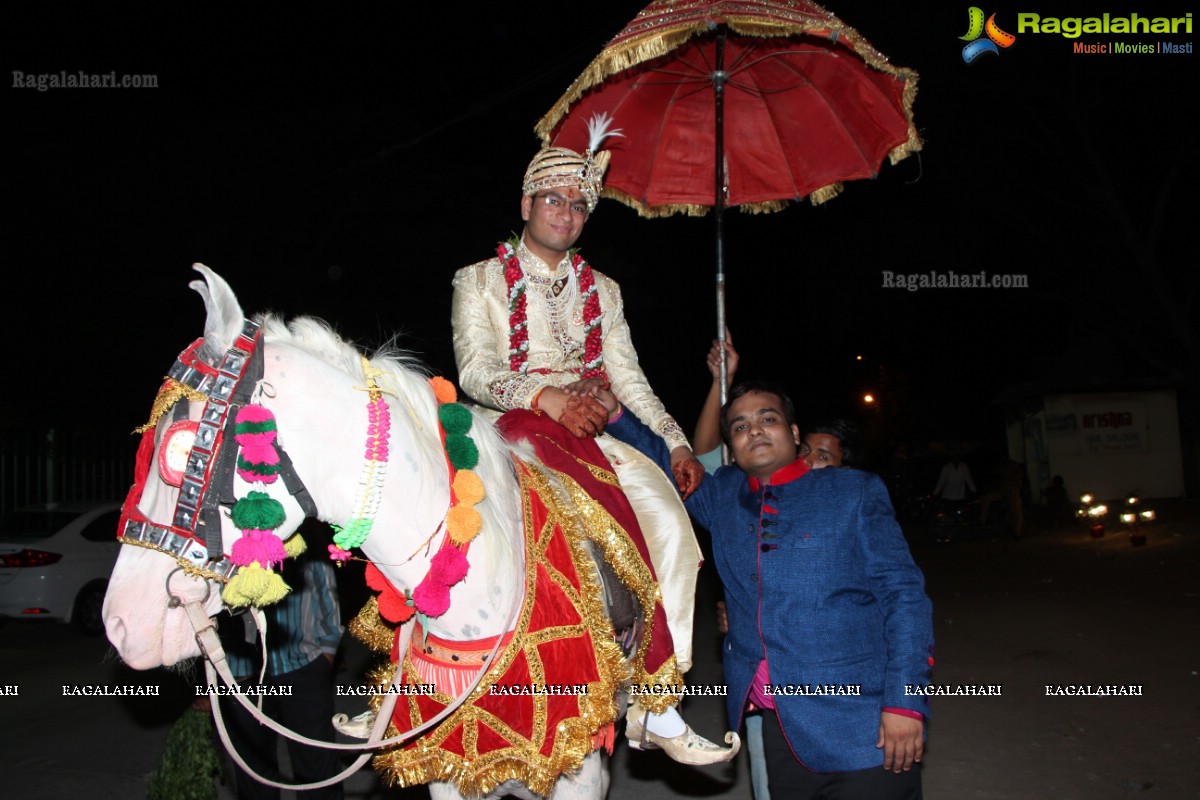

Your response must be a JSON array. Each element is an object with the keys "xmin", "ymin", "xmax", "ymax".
[{"xmin": 960, "ymin": 7, "xmax": 1017, "ymax": 62}]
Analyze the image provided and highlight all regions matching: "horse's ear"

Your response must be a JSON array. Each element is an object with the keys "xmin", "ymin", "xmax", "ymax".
[{"xmin": 189, "ymin": 263, "xmax": 245, "ymax": 364}]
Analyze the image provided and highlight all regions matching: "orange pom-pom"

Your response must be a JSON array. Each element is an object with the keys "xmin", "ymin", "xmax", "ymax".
[
  {"xmin": 429, "ymin": 376, "xmax": 457, "ymax": 405},
  {"xmin": 446, "ymin": 504, "xmax": 483, "ymax": 544},
  {"xmin": 452, "ymin": 470, "xmax": 485, "ymax": 506}
]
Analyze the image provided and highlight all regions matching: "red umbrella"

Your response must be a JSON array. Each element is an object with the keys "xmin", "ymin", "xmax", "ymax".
[{"xmin": 536, "ymin": 0, "xmax": 921, "ymax": 392}]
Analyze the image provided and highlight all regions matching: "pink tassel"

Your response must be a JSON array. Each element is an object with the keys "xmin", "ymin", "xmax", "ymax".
[{"xmin": 231, "ymin": 529, "xmax": 288, "ymax": 567}]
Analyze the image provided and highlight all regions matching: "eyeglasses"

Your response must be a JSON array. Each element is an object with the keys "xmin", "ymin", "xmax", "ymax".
[{"xmin": 536, "ymin": 193, "xmax": 590, "ymax": 217}]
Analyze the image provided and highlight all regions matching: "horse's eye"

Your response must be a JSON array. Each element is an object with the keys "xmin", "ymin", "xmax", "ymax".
[{"xmin": 158, "ymin": 420, "xmax": 198, "ymax": 487}]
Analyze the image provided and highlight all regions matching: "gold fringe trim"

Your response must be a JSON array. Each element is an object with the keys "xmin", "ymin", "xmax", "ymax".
[
  {"xmin": 133, "ymin": 378, "xmax": 207, "ymax": 433},
  {"xmin": 117, "ymin": 536, "xmax": 231, "ymax": 583},
  {"xmin": 808, "ymin": 183, "xmax": 844, "ymax": 207},
  {"xmin": 350, "ymin": 597, "xmax": 398, "ymax": 654},
  {"xmin": 369, "ymin": 458, "xmax": 631, "ymax": 796},
  {"xmin": 554, "ymin": 471, "xmax": 682, "ymax": 714}
]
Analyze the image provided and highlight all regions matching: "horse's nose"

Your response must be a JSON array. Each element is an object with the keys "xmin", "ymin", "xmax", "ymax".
[{"xmin": 105, "ymin": 613, "xmax": 126, "ymax": 652}]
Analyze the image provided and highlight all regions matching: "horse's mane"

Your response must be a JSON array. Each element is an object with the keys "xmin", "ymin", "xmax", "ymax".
[{"xmin": 255, "ymin": 313, "xmax": 520, "ymax": 597}]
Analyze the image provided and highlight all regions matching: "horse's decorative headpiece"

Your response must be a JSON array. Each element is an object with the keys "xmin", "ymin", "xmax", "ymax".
[
  {"xmin": 118, "ymin": 319, "xmax": 315, "ymax": 605},
  {"xmin": 522, "ymin": 113, "xmax": 623, "ymax": 213}
]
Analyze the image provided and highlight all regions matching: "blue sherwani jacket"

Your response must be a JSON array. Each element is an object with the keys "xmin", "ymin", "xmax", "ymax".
[{"xmin": 608, "ymin": 412, "xmax": 934, "ymax": 772}]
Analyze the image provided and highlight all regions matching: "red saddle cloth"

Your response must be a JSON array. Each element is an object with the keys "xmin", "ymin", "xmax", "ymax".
[{"xmin": 366, "ymin": 411, "xmax": 680, "ymax": 795}]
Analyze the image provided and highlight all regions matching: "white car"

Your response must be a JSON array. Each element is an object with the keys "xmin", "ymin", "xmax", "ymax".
[{"xmin": 0, "ymin": 502, "xmax": 123, "ymax": 636}]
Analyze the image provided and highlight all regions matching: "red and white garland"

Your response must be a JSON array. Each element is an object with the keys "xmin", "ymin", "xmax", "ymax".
[{"xmin": 499, "ymin": 239, "xmax": 607, "ymax": 381}]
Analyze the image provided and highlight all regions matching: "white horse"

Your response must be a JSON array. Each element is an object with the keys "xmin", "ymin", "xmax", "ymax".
[{"xmin": 103, "ymin": 264, "xmax": 625, "ymax": 799}]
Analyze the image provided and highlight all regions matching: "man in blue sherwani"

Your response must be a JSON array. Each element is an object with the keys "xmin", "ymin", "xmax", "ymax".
[{"xmin": 589, "ymin": 378, "xmax": 933, "ymax": 799}]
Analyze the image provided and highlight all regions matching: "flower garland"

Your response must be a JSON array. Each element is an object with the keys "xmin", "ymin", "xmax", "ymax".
[
  {"xmin": 365, "ymin": 376, "xmax": 484, "ymax": 626},
  {"xmin": 499, "ymin": 239, "xmax": 607, "ymax": 381},
  {"xmin": 329, "ymin": 361, "xmax": 392, "ymax": 559}
]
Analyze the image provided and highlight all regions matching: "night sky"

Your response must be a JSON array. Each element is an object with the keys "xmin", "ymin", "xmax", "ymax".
[{"xmin": 5, "ymin": 2, "xmax": 1196, "ymax": 467}]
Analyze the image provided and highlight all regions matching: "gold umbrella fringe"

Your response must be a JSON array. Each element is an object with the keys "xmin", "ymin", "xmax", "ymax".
[
  {"xmin": 603, "ymin": 185, "xmax": 829, "ymax": 218},
  {"xmin": 536, "ymin": 1, "xmax": 922, "ymax": 153},
  {"xmin": 889, "ymin": 71, "xmax": 923, "ymax": 165}
]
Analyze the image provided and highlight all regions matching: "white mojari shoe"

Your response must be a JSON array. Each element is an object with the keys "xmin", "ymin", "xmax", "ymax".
[{"xmin": 625, "ymin": 705, "xmax": 741, "ymax": 765}]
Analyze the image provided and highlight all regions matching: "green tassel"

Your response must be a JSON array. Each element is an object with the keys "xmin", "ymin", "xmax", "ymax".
[
  {"xmin": 231, "ymin": 490, "xmax": 287, "ymax": 531},
  {"xmin": 438, "ymin": 403, "xmax": 473, "ymax": 436}
]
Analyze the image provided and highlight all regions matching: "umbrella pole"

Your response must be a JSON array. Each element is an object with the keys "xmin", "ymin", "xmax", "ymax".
[
  {"xmin": 714, "ymin": 31, "xmax": 730, "ymax": 465},
  {"xmin": 714, "ymin": 30, "xmax": 728, "ymax": 406}
]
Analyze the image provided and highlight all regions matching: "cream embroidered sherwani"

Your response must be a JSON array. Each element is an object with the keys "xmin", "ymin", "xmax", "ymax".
[{"xmin": 451, "ymin": 240, "xmax": 700, "ymax": 671}]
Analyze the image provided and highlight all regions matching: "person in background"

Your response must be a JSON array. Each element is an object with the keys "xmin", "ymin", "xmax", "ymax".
[
  {"xmin": 932, "ymin": 454, "xmax": 975, "ymax": 503},
  {"xmin": 213, "ymin": 544, "xmax": 345, "ymax": 800},
  {"xmin": 1043, "ymin": 474, "xmax": 1071, "ymax": 528}
]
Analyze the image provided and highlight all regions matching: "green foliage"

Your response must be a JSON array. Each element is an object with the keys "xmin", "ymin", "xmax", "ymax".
[{"xmin": 147, "ymin": 708, "xmax": 221, "ymax": 800}]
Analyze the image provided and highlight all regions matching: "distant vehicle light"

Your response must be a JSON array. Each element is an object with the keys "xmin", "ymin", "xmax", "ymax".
[{"xmin": 1, "ymin": 549, "xmax": 64, "ymax": 568}]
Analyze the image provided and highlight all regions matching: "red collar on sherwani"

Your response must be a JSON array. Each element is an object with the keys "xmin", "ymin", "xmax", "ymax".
[{"xmin": 747, "ymin": 458, "xmax": 810, "ymax": 491}]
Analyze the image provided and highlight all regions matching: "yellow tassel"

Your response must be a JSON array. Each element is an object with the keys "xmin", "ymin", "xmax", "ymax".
[
  {"xmin": 283, "ymin": 534, "xmax": 307, "ymax": 557},
  {"xmin": 222, "ymin": 562, "xmax": 291, "ymax": 607}
]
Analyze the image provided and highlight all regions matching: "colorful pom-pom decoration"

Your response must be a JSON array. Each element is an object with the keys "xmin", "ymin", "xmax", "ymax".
[
  {"xmin": 223, "ymin": 562, "xmax": 291, "ymax": 607},
  {"xmin": 231, "ymin": 491, "xmax": 287, "ymax": 532},
  {"xmin": 412, "ymin": 580, "xmax": 452, "ymax": 619},
  {"xmin": 234, "ymin": 405, "xmax": 281, "ymax": 484},
  {"xmin": 430, "ymin": 546, "xmax": 470, "ymax": 585},
  {"xmin": 452, "ymin": 470, "xmax": 485, "ymax": 506},
  {"xmin": 438, "ymin": 403, "xmax": 474, "ymax": 436},
  {"xmin": 231, "ymin": 529, "xmax": 288, "ymax": 568},
  {"xmin": 447, "ymin": 504, "xmax": 483, "ymax": 544},
  {"xmin": 429, "ymin": 376, "xmax": 458, "ymax": 405},
  {"xmin": 237, "ymin": 448, "xmax": 281, "ymax": 483},
  {"xmin": 445, "ymin": 434, "xmax": 479, "ymax": 471}
]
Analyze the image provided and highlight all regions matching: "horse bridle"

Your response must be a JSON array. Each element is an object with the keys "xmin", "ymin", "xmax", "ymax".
[
  {"xmin": 118, "ymin": 319, "xmax": 521, "ymax": 791},
  {"xmin": 118, "ymin": 319, "xmax": 317, "ymax": 580}
]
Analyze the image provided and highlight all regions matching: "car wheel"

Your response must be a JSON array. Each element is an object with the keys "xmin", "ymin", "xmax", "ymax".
[{"xmin": 73, "ymin": 580, "xmax": 108, "ymax": 637}]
